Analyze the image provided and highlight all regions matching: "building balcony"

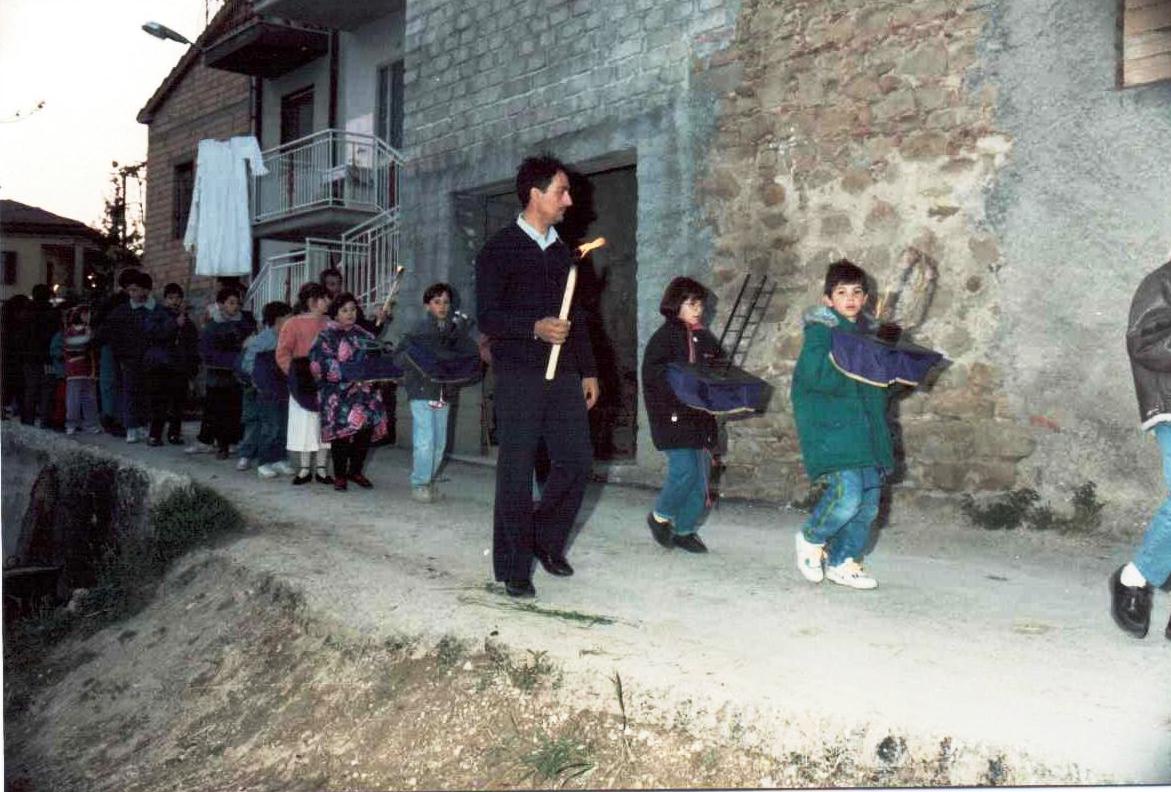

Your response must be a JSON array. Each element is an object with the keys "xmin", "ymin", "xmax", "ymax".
[
  {"xmin": 251, "ymin": 129, "xmax": 402, "ymax": 241},
  {"xmin": 253, "ymin": 0, "xmax": 402, "ymax": 31},
  {"xmin": 203, "ymin": 16, "xmax": 329, "ymax": 78}
]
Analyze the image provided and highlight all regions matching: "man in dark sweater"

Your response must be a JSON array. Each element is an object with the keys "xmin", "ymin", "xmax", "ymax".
[{"xmin": 475, "ymin": 155, "xmax": 600, "ymax": 599}]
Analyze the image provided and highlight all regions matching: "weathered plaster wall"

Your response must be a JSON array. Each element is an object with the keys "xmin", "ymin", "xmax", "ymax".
[
  {"xmin": 981, "ymin": 0, "xmax": 1171, "ymax": 512},
  {"xmin": 399, "ymin": 0, "xmax": 744, "ymax": 468}
]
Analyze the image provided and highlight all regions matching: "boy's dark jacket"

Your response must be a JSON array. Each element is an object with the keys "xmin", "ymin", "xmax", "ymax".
[
  {"xmin": 99, "ymin": 297, "xmax": 156, "ymax": 362},
  {"xmin": 18, "ymin": 299, "xmax": 61, "ymax": 364},
  {"xmin": 200, "ymin": 311, "xmax": 257, "ymax": 388},
  {"xmin": 475, "ymin": 224, "xmax": 596, "ymax": 378},
  {"xmin": 641, "ymin": 319, "xmax": 721, "ymax": 450},
  {"xmin": 143, "ymin": 305, "xmax": 199, "ymax": 375},
  {"xmin": 791, "ymin": 306, "xmax": 894, "ymax": 480},
  {"xmin": 398, "ymin": 314, "xmax": 477, "ymax": 400},
  {"xmin": 1126, "ymin": 258, "xmax": 1171, "ymax": 429}
]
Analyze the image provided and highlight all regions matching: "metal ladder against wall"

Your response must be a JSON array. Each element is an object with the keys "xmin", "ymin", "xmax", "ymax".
[{"xmin": 717, "ymin": 273, "xmax": 775, "ymax": 368}]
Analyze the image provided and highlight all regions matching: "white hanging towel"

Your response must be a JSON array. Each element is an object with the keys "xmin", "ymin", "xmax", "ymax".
[{"xmin": 184, "ymin": 136, "xmax": 269, "ymax": 276}]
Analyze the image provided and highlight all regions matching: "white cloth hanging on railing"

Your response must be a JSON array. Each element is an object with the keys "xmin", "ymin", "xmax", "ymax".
[{"xmin": 183, "ymin": 136, "xmax": 268, "ymax": 276}]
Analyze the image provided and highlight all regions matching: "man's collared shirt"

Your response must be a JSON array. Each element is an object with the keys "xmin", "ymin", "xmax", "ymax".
[{"xmin": 516, "ymin": 214, "xmax": 559, "ymax": 251}]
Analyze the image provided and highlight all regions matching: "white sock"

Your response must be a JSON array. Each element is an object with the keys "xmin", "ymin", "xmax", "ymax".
[{"xmin": 1120, "ymin": 562, "xmax": 1147, "ymax": 588}]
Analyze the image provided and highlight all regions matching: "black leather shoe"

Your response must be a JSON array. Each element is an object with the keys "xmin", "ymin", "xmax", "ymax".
[
  {"xmin": 315, "ymin": 472, "xmax": 334, "ymax": 485},
  {"xmin": 505, "ymin": 579, "xmax": 536, "ymax": 598},
  {"xmin": 672, "ymin": 533, "xmax": 708, "ymax": 554},
  {"xmin": 1109, "ymin": 566, "xmax": 1152, "ymax": 638},
  {"xmin": 147, "ymin": 437, "xmax": 163, "ymax": 447},
  {"xmin": 167, "ymin": 435, "xmax": 184, "ymax": 446},
  {"xmin": 1166, "ymin": 613, "xmax": 1171, "ymax": 642},
  {"xmin": 349, "ymin": 473, "xmax": 374, "ymax": 489},
  {"xmin": 535, "ymin": 548, "xmax": 574, "ymax": 577},
  {"xmin": 291, "ymin": 473, "xmax": 312, "ymax": 486},
  {"xmin": 647, "ymin": 512, "xmax": 674, "ymax": 548}
]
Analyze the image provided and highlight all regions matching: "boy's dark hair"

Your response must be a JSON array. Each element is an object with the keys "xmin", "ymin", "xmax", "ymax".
[
  {"xmin": 116, "ymin": 268, "xmax": 141, "ymax": 289},
  {"xmin": 327, "ymin": 291, "xmax": 358, "ymax": 319},
  {"xmin": 423, "ymin": 282, "xmax": 452, "ymax": 303},
  {"xmin": 296, "ymin": 282, "xmax": 327, "ymax": 312},
  {"xmin": 215, "ymin": 286, "xmax": 240, "ymax": 304},
  {"xmin": 135, "ymin": 271, "xmax": 154, "ymax": 291},
  {"xmin": 823, "ymin": 259, "xmax": 869, "ymax": 296},
  {"xmin": 163, "ymin": 282, "xmax": 184, "ymax": 299},
  {"xmin": 30, "ymin": 283, "xmax": 52, "ymax": 304},
  {"xmin": 516, "ymin": 154, "xmax": 566, "ymax": 207},
  {"xmin": 319, "ymin": 267, "xmax": 343, "ymax": 285},
  {"xmin": 659, "ymin": 276, "xmax": 708, "ymax": 319},
  {"xmin": 262, "ymin": 300, "xmax": 293, "ymax": 327}
]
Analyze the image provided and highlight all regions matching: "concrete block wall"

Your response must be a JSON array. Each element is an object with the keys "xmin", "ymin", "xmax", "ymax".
[{"xmin": 398, "ymin": 0, "xmax": 744, "ymax": 471}]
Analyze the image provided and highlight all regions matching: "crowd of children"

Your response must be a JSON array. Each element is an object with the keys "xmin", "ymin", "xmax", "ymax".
[{"xmin": 1, "ymin": 269, "xmax": 468, "ymax": 499}]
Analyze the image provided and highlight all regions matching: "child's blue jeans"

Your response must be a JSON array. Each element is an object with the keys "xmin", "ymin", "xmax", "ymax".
[
  {"xmin": 239, "ymin": 389, "xmax": 288, "ymax": 466},
  {"xmin": 654, "ymin": 448, "xmax": 709, "ymax": 536},
  {"xmin": 410, "ymin": 399, "xmax": 449, "ymax": 487},
  {"xmin": 1136, "ymin": 423, "xmax": 1171, "ymax": 586},
  {"xmin": 802, "ymin": 466, "xmax": 884, "ymax": 567}
]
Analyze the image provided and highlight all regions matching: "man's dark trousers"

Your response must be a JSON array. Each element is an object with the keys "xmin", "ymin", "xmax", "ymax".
[{"xmin": 493, "ymin": 370, "xmax": 593, "ymax": 582}]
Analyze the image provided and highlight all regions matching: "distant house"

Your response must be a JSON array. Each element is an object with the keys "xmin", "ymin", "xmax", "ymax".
[
  {"xmin": 0, "ymin": 200, "xmax": 105, "ymax": 302},
  {"xmin": 136, "ymin": 0, "xmax": 255, "ymax": 307}
]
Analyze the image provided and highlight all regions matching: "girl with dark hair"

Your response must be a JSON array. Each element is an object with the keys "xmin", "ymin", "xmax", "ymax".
[
  {"xmin": 640, "ymin": 276, "xmax": 722, "ymax": 553},
  {"xmin": 276, "ymin": 282, "xmax": 332, "ymax": 484},
  {"xmin": 308, "ymin": 292, "xmax": 389, "ymax": 491}
]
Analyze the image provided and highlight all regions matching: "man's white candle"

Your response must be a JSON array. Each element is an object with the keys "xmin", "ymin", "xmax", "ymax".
[{"xmin": 544, "ymin": 264, "xmax": 578, "ymax": 380}]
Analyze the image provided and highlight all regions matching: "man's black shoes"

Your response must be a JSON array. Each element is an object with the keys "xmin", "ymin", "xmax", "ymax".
[
  {"xmin": 1166, "ymin": 613, "xmax": 1171, "ymax": 641},
  {"xmin": 647, "ymin": 512, "xmax": 673, "ymax": 548},
  {"xmin": 672, "ymin": 533, "xmax": 708, "ymax": 554},
  {"xmin": 1109, "ymin": 565, "xmax": 1153, "ymax": 638},
  {"xmin": 505, "ymin": 579, "xmax": 536, "ymax": 598},
  {"xmin": 535, "ymin": 548, "xmax": 574, "ymax": 577}
]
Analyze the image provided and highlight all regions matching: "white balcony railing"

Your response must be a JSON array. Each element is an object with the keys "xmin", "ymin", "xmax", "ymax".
[
  {"xmin": 244, "ymin": 209, "xmax": 403, "ymax": 315},
  {"xmin": 252, "ymin": 129, "xmax": 402, "ymax": 223}
]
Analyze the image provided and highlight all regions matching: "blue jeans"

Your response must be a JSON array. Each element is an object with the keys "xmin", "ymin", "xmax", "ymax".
[
  {"xmin": 802, "ymin": 466, "xmax": 884, "ymax": 567},
  {"xmin": 410, "ymin": 399, "xmax": 449, "ymax": 487},
  {"xmin": 1136, "ymin": 423, "xmax": 1171, "ymax": 586},
  {"xmin": 654, "ymin": 448, "xmax": 709, "ymax": 536}
]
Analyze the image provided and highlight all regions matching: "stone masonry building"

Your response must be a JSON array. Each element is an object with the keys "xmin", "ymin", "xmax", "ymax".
[{"xmin": 399, "ymin": 0, "xmax": 1171, "ymax": 516}]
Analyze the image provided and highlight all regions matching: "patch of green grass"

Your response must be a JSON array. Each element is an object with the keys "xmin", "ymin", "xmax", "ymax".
[
  {"xmin": 509, "ymin": 601, "xmax": 616, "ymax": 626},
  {"xmin": 961, "ymin": 482, "xmax": 1105, "ymax": 534},
  {"xmin": 520, "ymin": 731, "xmax": 595, "ymax": 783},
  {"xmin": 152, "ymin": 483, "xmax": 246, "ymax": 565},
  {"xmin": 436, "ymin": 635, "xmax": 468, "ymax": 669}
]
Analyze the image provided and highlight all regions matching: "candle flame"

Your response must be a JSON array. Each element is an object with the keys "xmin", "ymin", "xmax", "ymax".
[{"xmin": 577, "ymin": 237, "xmax": 606, "ymax": 258}]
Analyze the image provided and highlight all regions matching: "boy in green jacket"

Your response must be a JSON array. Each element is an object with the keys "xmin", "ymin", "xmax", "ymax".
[{"xmin": 790, "ymin": 260, "xmax": 894, "ymax": 589}]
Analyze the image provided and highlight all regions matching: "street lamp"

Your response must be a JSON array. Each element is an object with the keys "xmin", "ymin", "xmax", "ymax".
[{"xmin": 141, "ymin": 21, "xmax": 195, "ymax": 46}]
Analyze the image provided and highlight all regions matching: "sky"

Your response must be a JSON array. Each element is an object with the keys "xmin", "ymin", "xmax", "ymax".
[{"xmin": 0, "ymin": 0, "xmax": 222, "ymax": 229}]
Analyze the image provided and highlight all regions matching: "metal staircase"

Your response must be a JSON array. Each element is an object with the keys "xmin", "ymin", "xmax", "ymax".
[{"xmin": 244, "ymin": 131, "xmax": 404, "ymax": 312}]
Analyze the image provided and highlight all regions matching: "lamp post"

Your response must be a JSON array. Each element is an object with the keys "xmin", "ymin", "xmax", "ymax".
[{"xmin": 141, "ymin": 21, "xmax": 196, "ymax": 46}]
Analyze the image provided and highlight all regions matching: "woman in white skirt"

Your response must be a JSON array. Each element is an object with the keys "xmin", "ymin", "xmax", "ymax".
[{"xmin": 276, "ymin": 282, "xmax": 332, "ymax": 485}]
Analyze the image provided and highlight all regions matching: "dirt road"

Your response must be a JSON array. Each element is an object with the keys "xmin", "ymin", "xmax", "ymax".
[{"xmin": 47, "ymin": 429, "xmax": 1171, "ymax": 783}]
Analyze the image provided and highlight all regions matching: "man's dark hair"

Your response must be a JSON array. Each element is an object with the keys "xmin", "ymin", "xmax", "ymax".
[
  {"xmin": 327, "ymin": 291, "xmax": 359, "ymax": 319},
  {"xmin": 823, "ymin": 259, "xmax": 870, "ymax": 297},
  {"xmin": 30, "ymin": 283, "xmax": 52, "ymax": 304},
  {"xmin": 116, "ymin": 268, "xmax": 141, "ymax": 289},
  {"xmin": 296, "ymin": 282, "xmax": 327, "ymax": 313},
  {"xmin": 659, "ymin": 276, "xmax": 708, "ymax": 319},
  {"xmin": 262, "ymin": 300, "xmax": 293, "ymax": 327},
  {"xmin": 215, "ymin": 286, "xmax": 240, "ymax": 304},
  {"xmin": 135, "ymin": 271, "xmax": 154, "ymax": 291},
  {"xmin": 163, "ymin": 282, "xmax": 183, "ymax": 299},
  {"xmin": 319, "ymin": 267, "xmax": 343, "ymax": 286},
  {"xmin": 423, "ymin": 282, "xmax": 452, "ymax": 304},
  {"xmin": 515, "ymin": 154, "xmax": 567, "ymax": 207}
]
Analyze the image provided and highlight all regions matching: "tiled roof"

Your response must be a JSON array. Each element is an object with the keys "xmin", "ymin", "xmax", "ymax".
[{"xmin": 0, "ymin": 200, "xmax": 103, "ymax": 241}]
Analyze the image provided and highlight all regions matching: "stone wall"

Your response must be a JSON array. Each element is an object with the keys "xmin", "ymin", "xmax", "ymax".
[
  {"xmin": 697, "ymin": 0, "xmax": 1171, "ymax": 510},
  {"xmin": 142, "ymin": 63, "xmax": 251, "ymax": 310}
]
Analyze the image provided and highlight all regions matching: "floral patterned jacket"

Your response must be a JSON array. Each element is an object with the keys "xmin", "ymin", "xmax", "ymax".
[{"xmin": 308, "ymin": 321, "xmax": 389, "ymax": 443}]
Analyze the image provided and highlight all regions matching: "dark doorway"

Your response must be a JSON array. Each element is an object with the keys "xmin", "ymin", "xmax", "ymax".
[
  {"xmin": 279, "ymin": 86, "xmax": 314, "ymax": 143},
  {"xmin": 456, "ymin": 162, "xmax": 639, "ymax": 462}
]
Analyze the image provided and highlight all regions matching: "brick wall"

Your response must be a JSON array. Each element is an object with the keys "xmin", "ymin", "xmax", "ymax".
[{"xmin": 140, "ymin": 62, "xmax": 251, "ymax": 311}]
